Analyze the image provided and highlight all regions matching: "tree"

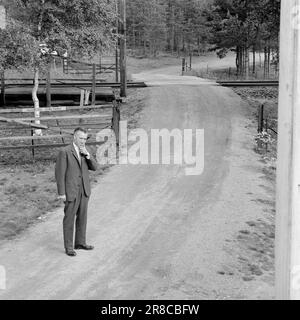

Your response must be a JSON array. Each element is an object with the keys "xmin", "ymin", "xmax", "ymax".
[
  {"xmin": 126, "ymin": 0, "xmax": 212, "ymax": 57},
  {"xmin": 0, "ymin": 0, "xmax": 117, "ymax": 133},
  {"xmin": 126, "ymin": 0, "xmax": 167, "ymax": 57},
  {"xmin": 204, "ymin": 0, "xmax": 280, "ymax": 78}
]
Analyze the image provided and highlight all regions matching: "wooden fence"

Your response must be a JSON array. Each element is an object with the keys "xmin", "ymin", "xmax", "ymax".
[
  {"xmin": 62, "ymin": 56, "xmax": 118, "ymax": 78},
  {"xmin": 257, "ymin": 103, "xmax": 278, "ymax": 135},
  {"xmin": 0, "ymin": 74, "xmax": 116, "ymax": 108},
  {"xmin": 0, "ymin": 100, "xmax": 120, "ymax": 159}
]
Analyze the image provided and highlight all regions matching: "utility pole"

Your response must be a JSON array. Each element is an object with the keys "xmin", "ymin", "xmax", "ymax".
[
  {"xmin": 115, "ymin": 1, "xmax": 119, "ymax": 83},
  {"xmin": 115, "ymin": 47, "xmax": 119, "ymax": 83},
  {"xmin": 119, "ymin": 0, "xmax": 127, "ymax": 97},
  {"xmin": 276, "ymin": 0, "xmax": 300, "ymax": 300},
  {"xmin": 0, "ymin": 5, "xmax": 6, "ymax": 108}
]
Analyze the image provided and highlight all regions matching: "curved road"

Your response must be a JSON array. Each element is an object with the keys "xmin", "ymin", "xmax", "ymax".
[{"xmin": 0, "ymin": 66, "xmax": 274, "ymax": 300}]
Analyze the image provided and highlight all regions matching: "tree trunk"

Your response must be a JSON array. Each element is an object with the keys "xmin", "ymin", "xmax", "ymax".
[
  {"xmin": 236, "ymin": 46, "xmax": 240, "ymax": 75},
  {"xmin": 132, "ymin": 25, "xmax": 136, "ymax": 48},
  {"xmin": 264, "ymin": 46, "xmax": 268, "ymax": 79},
  {"xmin": 241, "ymin": 46, "xmax": 245, "ymax": 77},
  {"xmin": 259, "ymin": 51, "xmax": 262, "ymax": 68},
  {"xmin": 244, "ymin": 47, "xmax": 247, "ymax": 77},
  {"xmin": 0, "ymin": 69, "xmax": 5, "ymax": 108},
  {"xmin": 176, "ymin": 35, "xmax": 180, "ymax": 57},
  {"xmin": 197, "ymin": 36, "xmax": 201, "ymax": 56},
  {"xmin": 267, "ymin": 45, "xmax": 271, "ymax": 78},
  {"xmin": 245, "ymin": 46, "xmax": 249, "ymax": 79},
  {"xmin": 139, "ymin": 31, "xmax": 142, "ymax": 49},
  {"xmin": 144, "ymin": 39, "xmax": 147, "ymax": 56},
  {"xmin": 174, "ymin": 34, "xmax": 178, "ymax": 53},
  {"xmin": 46, "ymin": 64, "xmax": 51, "ymax": 108},
  {"xmin": 239, "ymin": 47, "xmax": 242, "ymax": 76},
  {"xmin": 252, "ymin": 46, "xmax": 256, "ymax": 74},
  {"xmin": 32, "ymin": 68, "xmax": 42, "ymax": 136}
]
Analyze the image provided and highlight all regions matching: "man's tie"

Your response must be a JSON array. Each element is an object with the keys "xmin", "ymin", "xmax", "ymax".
[{"xmin": 77, "ymin": 151, "xmax": 81, "ymax": 166}]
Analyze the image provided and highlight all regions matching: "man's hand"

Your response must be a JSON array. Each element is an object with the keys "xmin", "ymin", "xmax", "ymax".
[
  {"xmin": 58, "ymin": 195, "xmax": 66, "ymax": 202},
  {"xmin": 79, "ymin": 146, "xmax": 90, "ymax": 159}
]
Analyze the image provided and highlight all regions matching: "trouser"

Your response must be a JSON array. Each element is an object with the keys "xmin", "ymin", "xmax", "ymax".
[{"xmin": 63, "ymin": 185, "xmax": 89, "ymax": 250}]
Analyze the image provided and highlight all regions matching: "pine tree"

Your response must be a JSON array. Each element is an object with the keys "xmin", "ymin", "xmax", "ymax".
[{"xmin": 204, "ymin": 0, "xmax": 280, "ymax": 78}]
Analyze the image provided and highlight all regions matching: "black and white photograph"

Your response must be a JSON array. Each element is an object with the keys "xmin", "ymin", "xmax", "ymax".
[{"xmin": 0, "ymin": 0, "xmax": 298, "ymax": 304}]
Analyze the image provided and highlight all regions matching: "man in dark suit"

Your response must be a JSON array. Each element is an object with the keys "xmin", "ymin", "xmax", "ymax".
[{"xmin": 55, "ymin": 127, "xmax": 98, "ymax": 256}]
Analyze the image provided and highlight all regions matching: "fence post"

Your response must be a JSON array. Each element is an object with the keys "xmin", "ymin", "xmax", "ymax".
[
  {"xmin": 80, "ymin": 90, "xmax": 84, "ymax": 108},
  {"xmin": 84, "ymin": 90, "xmax": 90, "ymax": 106},
  {"xmin": 46, "ymin": 64, "xmax": 51, "ymax": 108},
  {"xmin": 63, "ymin": 57, "xmax": 68, "ymax": 74},
  {"xmin": 112, "ymin": 99, "xmax": 120, "ymax": 153},
  {"xmin": 0, "ymin": 70, "xmax": 5, "ymax": 107},
  {"xmin": 182, "ymin": 58, "xmax": 185, "ymax": 75},
  {"xmin": 53, "ymin": 57, "xmax": 57, "ymax": 72},
  {"xmin": 92, "ymin": 64, "xmax": 96, "ymax": 107},
  {"xmin": 99, "ymin": 56, "xmax": 102, "ymax": 77},
  {"xmin": 258, "ymin": 104, "xmax": 264, "ymax": 133},
  {"xmin": 30, "ymin": 122, "xmax": 35, "ymax": 159},
  {"xmin": 115, "ymin": 49, "xmax": 119, "ymax": 82}
]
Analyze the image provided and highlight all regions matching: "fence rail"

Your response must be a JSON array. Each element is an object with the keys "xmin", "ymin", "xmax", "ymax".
[
  {"xmin": 62, "ymin": 57, "xmax": 118, "ymax": 77},
  {"xmin": 0, "ymin": 100, "xmax": 121, "ymax": 159}
]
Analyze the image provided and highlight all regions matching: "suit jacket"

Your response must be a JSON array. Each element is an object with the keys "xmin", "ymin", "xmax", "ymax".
[{"xmin": 55, "ymin": 144, "xmax": 98, "ymax": 201}]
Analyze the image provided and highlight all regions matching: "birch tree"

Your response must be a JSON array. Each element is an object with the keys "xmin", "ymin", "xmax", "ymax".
[{"xmin": 0, "ymin": 0, "xmax": 117, "ymax": 134}]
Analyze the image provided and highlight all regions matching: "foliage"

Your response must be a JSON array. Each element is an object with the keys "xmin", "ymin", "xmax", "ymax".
[
  {"xmin": 126, "ymin": 0, "xmax": 213, "ymax": 56},
  {"xmin": 202, "ymin": 0, "xmax": 280, "ymax": 77},
  {"xmin": 255, "ymin": 131, "xmax": 274, "ymax": 145},
  {"xmin": 205, "ymin": 0, "xmax": 280, "ymax": 51},
  {"xmin": 0, "ymin": 0, "xmax": 117, "ymax": 73}
]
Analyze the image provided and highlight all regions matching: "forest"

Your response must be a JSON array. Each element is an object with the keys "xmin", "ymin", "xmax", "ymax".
[
  {"xmin": 126, "ymin": 0, "xmax": 281, "ymax": 77},
  {"xmin": 0, "ymin": 0, "xmax": 281, "ymax": 79}
]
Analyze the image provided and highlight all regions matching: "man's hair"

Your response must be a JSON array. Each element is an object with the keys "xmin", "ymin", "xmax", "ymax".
[{"xmin": 74, "ymin": 127, "xmax": 87, "ymax": 135}]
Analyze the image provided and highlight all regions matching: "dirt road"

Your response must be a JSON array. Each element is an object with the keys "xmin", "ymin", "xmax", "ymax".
[{"xmin": 0, "ymin": 64, "xmax": 274, "ymax": 300}]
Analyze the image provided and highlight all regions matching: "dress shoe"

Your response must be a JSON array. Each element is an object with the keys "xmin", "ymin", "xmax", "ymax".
[
  {"xmin": 74, "ymin": 244, "xmax": 94, "ymax": 250},
  {"xmin": 65, "ymin": 249, "xmax": 77, "ymax": 256}
]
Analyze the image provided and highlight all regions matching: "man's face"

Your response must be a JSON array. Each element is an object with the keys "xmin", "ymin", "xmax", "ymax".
[{"xmin": 73, "ymin": 131, "xmax": 88, "ymax": 149}]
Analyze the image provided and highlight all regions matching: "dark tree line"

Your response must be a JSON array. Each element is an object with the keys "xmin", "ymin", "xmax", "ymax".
[
  {"xmin": 126, "ymin": 0, "xmax": 212, "ymax": 57},
  {"xmin": 205, "ymin": 0, "xmax": 280, "ymax": 77}
]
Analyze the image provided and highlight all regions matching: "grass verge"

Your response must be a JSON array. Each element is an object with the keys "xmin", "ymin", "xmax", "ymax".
[
  {"xmin": 230, "ymin": 87, "xmax": 277, "ymax": 290},
  {"xmin": 186, "ymin": 65, "xmax": 279, "ymax": 81}
]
